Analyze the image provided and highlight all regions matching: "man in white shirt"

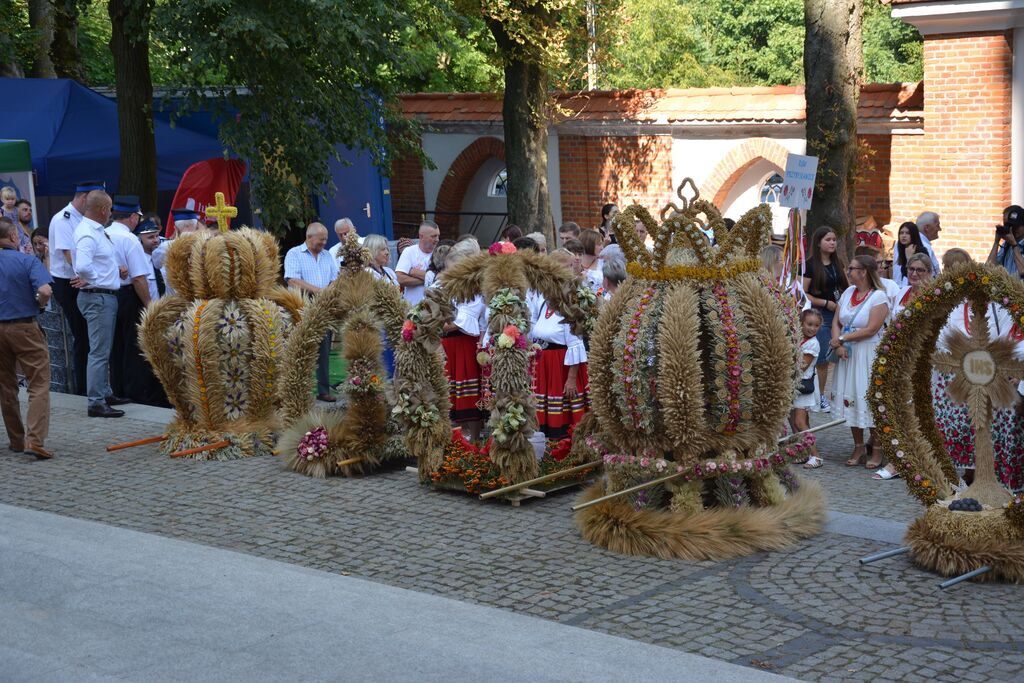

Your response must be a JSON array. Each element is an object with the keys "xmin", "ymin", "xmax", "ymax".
[
  {"xmin": 916, "ymin": 211, "xmax": 941, "ymax": 275},
  {"xmin": 106, "ymin": 195, "xmax": 153, "ymax": 402},
  {"xmin": 395, "ymin": 220, "xmax": 440, "ymax": 304},
  {"xmin": 284, "ymin": 222, "xmax": 340, "ymax": 401},
  {"xmin": 130, "ymin": 218, "xmax": 169, "ymax": 407},
  {"xmin": 327, "ymin": 218, "xmax": 357, "ymax": 264},
  {"xmin": 49, "ymin": 179, "xmax": 103, "ymax": 395},
  {"xmin": 72, "ymin": 190, "xmax": 126, "ymax": 418},
  {"xmin": 151, "ymin": 208, "xmax": 201, "ymax": 297}
]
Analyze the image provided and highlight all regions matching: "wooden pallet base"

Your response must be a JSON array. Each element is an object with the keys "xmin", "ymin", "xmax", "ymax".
[{"xmin": 405, "ymin": 466, "xmax": 594, "ymax": 506}]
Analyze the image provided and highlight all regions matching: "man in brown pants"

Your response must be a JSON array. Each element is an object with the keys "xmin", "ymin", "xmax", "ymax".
[{"xmin": 0, "ymin": 216, "xmax": 53, "ymax": 459}]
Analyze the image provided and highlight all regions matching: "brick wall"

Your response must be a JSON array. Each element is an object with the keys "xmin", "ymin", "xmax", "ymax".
[
  {"xmin": 919, "ymin": 31, "xmax": 1012, "ymax": 260},
  {"xmin": 558, "ymin": 134, "xmax": 675, "ymax": 228},
  {"xmin": 389, "ymin": 146, "xmax": 426, "ymax": 240}
]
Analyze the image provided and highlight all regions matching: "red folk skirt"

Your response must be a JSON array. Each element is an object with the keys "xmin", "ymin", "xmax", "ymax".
[
  {"xmin": 442, "ymin": 332, "xmax": 484, "ymax": 422},
  {"xmin": 534, "ymin": 345, "xmax": 589, "ymax": 439}
]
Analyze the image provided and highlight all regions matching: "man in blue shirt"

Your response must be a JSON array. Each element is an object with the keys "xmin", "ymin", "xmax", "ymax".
[
  {"xmin": 284, "ymin": 222, "xmax": 339, "ymax": 401},
  {"xmin": 0, "ymin": 217, "xmax": 54, "ymax": 459}
]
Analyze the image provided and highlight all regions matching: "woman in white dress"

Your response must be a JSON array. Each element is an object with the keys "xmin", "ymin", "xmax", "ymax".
[{"xmin": 828, "ymin": 254, "xmax": 890, "ymax": 470}]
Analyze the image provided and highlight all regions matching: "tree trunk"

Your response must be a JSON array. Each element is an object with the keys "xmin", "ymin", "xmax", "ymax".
[
  {"xmin": 27, "ymin": 0, "xmax": 57, "ymax": 78},
  {"xmin": 803, "ymin": 0, "xmax": 862, "ymax": 239},
  {"xmin": 52, "ymin": 0, "xmax": 84, "ymax": 80},
  {"xmin": 109, "ymin": 0, "xmax": 157, "ymax": 208},
  {"xmin": 488, "ymin": 18, "xmax": 554, "ymax": 245}
]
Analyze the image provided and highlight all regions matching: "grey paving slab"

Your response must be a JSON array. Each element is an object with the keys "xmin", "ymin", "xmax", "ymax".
[
  {"xmin": 0, "ymin": 503, "xmax": 792, "ymax": 683},
  {"xmin": 1, "ymin": 391, "xmax": 1022, "ymax": 682}
]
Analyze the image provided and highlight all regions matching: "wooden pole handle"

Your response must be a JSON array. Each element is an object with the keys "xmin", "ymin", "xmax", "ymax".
[
  {"xmin": 169, "ymin": 440, "xmax": 231, "ymax": 458},
  {"xmin": 106, "ymin": 435, "xmax": 166, "ymax": 452}
]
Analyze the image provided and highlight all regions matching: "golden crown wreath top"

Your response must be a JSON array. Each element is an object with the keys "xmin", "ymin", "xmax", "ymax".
[{"xmin": 611, "ymin": 178, "xmax": 771, "ymax": 281}]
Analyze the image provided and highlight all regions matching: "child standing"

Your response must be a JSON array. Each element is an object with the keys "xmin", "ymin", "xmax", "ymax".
[{"xmin": 792, "ymin": 309, "xmax": 824, "ymax": 468}]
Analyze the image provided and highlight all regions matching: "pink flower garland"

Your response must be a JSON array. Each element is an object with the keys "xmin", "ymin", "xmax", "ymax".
[
  {"xmin": 622, "ymin": 286, "xmax": 656, "ymax": 429},
  {"xmin": 713, "ymin": 282, "xmax": 742, "ymax": 435},
  {"xmin": 296, "ymin": 426, "xmax": 329, "ymax": 462}
]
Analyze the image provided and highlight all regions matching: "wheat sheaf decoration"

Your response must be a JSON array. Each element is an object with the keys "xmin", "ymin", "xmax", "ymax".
[
  {"xmin": 138, "ymin": 227, "xmax": 300, "ymax": 461},
  {"xmin": 575, "ymin": 179, "xmax": 823, "ymax": 562}
]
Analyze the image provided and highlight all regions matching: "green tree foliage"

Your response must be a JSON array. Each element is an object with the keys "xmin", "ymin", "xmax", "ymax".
[
  {"xmin": 862, "ymin": 0, "xmax": 923, "ymax": 83},
  {"xmin": 602, "ymin": 0, "xmax": 922, "ymax": 89},
  {"xmin": 155, "ymin": 0, "xmax": 423, "ymax": 233},
  {"xmin": 602, "ymin": 0, "xmax": 734, "ymax": 89}
]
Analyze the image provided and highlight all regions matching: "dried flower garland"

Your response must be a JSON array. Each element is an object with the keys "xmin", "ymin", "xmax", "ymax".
[
  {"xmin": 868, "ymin": 262, "xmax": 1024, "ymax": 526},
  {"xmin": 296, "ymin": 426, "xmax": 329, "ymax": 462}
]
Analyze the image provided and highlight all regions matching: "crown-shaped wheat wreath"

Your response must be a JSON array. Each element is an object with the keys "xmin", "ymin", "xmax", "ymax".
[
  {"xmin": 587, "ymin": 180, "xmax": 793, "ymax": 466},
  {"xmin": 610, "ymin": 178, "xmax": 772, "ymax": 279}
]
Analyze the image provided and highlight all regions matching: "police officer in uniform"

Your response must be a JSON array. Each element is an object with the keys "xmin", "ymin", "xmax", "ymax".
[
  {"xmin": 151, "ymin": 208, "xmax": 201, "ymax": 297},
  {"xmin": 48, "ymin": 179, "xmax": 104, "ymax": 394},
  {"xmin": 106, "ymin": 195, "xmax": 151, "ymax": 399},
  {"xmin": 127, "ymin": 218, "xmax": 169, "ymax": 407},
  {"xmin": 72, "ymin": 190, "xmax": 129, "ymax": 418}
]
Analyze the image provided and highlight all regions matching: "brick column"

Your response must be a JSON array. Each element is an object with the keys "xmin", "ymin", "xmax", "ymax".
[{"xmin": 920, "ymin": 31, "xmax": 1012, "ymax": 258}]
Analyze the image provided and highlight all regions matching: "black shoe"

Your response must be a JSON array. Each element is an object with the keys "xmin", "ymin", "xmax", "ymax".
[
  {"xmin": 105, "ymin": 395, "xmax": 132, "ymax": 406},
  {"xmin": 88, "ymin": 405, "xmax": 125, "ymax": 418}
]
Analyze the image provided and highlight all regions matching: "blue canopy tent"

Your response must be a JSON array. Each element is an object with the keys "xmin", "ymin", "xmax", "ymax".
[{"xmin": 0, "ymin": 78, "xmax": 227, "ymax": 196}]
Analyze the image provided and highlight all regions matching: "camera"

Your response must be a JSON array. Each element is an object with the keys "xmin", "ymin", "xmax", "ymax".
[{"xmin": 997, "ymin": 223, "xmax": 1011, "ymax": 237}]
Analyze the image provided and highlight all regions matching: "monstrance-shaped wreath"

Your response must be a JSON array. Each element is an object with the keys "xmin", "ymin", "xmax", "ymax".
[{"xmin": 931, "ymin": 306, "xmax": 1024, "ymax": 508}]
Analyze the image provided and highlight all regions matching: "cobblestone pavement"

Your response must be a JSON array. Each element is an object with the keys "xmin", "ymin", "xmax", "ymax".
[{"xmin": 2, "ymin": 398, "xmax": 1022, "ymax": 682}]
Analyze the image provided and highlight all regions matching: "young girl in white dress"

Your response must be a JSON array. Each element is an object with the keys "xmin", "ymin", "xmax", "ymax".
[
  {"xmin": 828, "ymin": 255, "xmax": 891, "ymax": 470},
  {"xmin": 792, "ymin": 309, "xmax": 824, "ymax": 468}
]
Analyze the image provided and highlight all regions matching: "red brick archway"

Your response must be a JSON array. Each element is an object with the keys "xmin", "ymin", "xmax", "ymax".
[
  {"xmin": 434, "ymin": 136, "xmax": 506, "ymax": 235},
  {"xmin": 700, "ymin": 138, "xmax": 791, "ymax": 208}
]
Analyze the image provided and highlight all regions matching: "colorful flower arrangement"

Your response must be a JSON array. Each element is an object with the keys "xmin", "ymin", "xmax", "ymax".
[
  {"xmin": 296, "ymin": 426, "xmax": 330, "ymax": 462},
  {"xmin": 346, "ymin": 355, "xmax": 384, "ymax": 396},
  {"xmin": 430, "ymin": 431, "xmax": 510, "ymax": 494},
  {"xmin": 613, "ymin": 284, "xmax": 663, "ymax": 434},
  {"xmin": 868, "ymin": 262, "xmax": 1024, "ymax": 522}
]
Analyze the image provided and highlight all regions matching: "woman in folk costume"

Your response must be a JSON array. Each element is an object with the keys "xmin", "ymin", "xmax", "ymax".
[
  {"xmin": 531, "ymin": 249, "xmax": 589, "ymax": 439},
  {"xmin": 441, "ymin": 238, "xmax": 486, "ymax": 441}
]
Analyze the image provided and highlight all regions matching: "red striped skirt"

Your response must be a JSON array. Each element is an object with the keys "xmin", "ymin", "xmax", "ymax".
[
  {"xmin": 442, "ymin": 332, "xmax": 484, "ymax": 422},
  {"xmin": 534, "ymin": 346, "xmax": 589, "ymax": 439}
]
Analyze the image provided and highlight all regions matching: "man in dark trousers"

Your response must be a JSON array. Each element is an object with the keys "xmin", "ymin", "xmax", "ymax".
[
  {"xmin": 105, "ymin": 195, "xmax": 150, "ymax": 400},
  {"xmin": 48, "ymin": 179, "xmax": 104, "ymax": 395},
  {"xmin": 126, "ymin": 218, "xmax": 169, "ymax": 407},
  {"xmin": 0, "ymin": 217, "xmax": 54, "ymax": 459}
]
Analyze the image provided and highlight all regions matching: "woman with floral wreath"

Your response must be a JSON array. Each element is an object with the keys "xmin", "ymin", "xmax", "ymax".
[
  {"xmin": 872, "ymin": 251, "xmax": 934, "ymax": 480},
  {"xmin": 802, "ymin": 226, "xmax": 848, "ymax": 412},
  {"xmin": 531, "ymin": 249, "xmax": 589, "ymax": 439},
  {"xmin": 440, "ymin": 238, "xmax": 486, "ymax": 442},
  {"xmin": 829, "ymin": 254, "xmax": 890, "ymax": 470},
  {"xmin": 931, "ymin": 249, "xmax": 1024, "ymax": 492}
]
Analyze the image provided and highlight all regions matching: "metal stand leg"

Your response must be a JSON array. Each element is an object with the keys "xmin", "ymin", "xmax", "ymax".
[
  {"xmin": 939, "ymin": 566, "xmax": 991, "ymax": 589},
  {"xmin": 859, "ymin": 546, "xmax": 910, "ymax": 564}
]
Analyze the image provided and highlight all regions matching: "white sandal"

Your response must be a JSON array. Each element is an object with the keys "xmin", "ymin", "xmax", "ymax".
[
  {"xmin": 803, "ymin": 455, "xmax": 824, "ymax": 469},
  {"xmin": 872, "ymin": 467, "xmax": 900, "ymax": 480}
]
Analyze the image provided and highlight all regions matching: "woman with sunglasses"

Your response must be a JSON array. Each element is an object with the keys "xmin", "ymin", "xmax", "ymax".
[{"xmin": 829, "ymin": 255, "xmax": 890, "ymax": 470}]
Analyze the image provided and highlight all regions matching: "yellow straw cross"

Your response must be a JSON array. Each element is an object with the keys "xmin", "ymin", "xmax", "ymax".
[{"xmin": 206, "ymin": 191, "xmax": 238, "ymax": 233}]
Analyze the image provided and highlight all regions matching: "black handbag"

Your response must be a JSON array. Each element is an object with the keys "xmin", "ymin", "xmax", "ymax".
[{"xmin": 798, "ymin": 374, "xmax": 816, "ymax": 395}]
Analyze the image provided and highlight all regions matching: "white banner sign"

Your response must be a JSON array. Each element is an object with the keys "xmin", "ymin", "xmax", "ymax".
[{"xmin": 780, "ymin": 154, "xmax": 818, "ymax": 210}]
